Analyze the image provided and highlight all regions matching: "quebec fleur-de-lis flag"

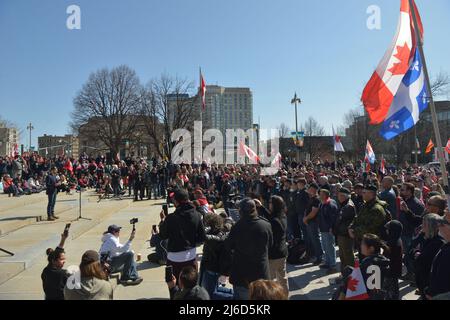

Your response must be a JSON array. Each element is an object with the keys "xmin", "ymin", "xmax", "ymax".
[{"xmin": 362, "ymin": 0, "xmax": 428, "ymax": 140}]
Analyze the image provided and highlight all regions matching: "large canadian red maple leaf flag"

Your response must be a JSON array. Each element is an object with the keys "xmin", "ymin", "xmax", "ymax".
[
  {"xmin": 361, "ymin": 0, "xmax": 423, "ymax": 125},
  {"xmin": 345, "ymin": 260, "xmax": 369, "ymax": 300}
]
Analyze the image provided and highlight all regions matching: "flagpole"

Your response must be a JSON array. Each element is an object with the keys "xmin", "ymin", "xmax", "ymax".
[
  {"xmin": 332, "ymin": 126, "xmax": 337, "ymax": 171},
  {"xmin": 409, "ymin": 0, "xmax": 450, "ymax": 203}
]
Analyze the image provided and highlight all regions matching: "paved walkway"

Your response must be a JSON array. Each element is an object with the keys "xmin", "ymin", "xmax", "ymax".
[{"xmin": 0, "ymin": 192, "xmax": 418, "ymax": 300}]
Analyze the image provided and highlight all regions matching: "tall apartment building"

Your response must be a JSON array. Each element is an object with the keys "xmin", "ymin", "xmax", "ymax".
[{"xmin": 0, "ymin": 127, "xmax": 20, "ymax": 156}]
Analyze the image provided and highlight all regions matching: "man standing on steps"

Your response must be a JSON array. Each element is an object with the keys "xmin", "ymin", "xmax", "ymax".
[{"xmin": 46, "ymin": 166, "xmax": 60, "ymax": 221}]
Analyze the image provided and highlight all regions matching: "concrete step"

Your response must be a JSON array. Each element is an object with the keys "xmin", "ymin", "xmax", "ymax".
[
  {"xmin": 0, "ymin": 196, "xmax": 131, "ymax": 285},
  {"xmin": 0, "ymin": 193, "xmax": 48, "ymax": 213},
  {"xmin": 0, "ymin": 196, "xmax": 81, "ymax": 236}
]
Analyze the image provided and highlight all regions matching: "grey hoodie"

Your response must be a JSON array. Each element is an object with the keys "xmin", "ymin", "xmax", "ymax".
[{"xmin": 64, "ymin": 277, "xmax": 113, "ymax": 300}]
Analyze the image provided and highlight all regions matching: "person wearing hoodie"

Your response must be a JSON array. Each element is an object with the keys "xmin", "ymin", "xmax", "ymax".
[
  {"xmin": 360, "ymin": 234, "xmax": 391, "ymax": 300},
  {"xmin": 167, "ymin": 265, "xmax": 210, "ymax": 300},
  {"xmin": 159, "ymin": 188, "xmax": 206, "ymax": 284},
  {"xmin": 225, "ymin": 198, "xmax": 273, "ymax": 300},
  {"xmin": 199, "ymin": 214, "xmax": 231, "ymax": 298},
  {"xmin": 384, "ymin": 220, "xmax": 403, "ymax": 300},
  {"xmin": 99, "ymin": 224, "xmax": 143, "ymax": 286},
  {"xmin": 64, "ymin": 250, "xmax": 113, "ymax": 300}
]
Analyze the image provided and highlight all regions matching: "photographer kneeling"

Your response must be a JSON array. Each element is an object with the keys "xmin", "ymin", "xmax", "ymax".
[{"xmin": 99, "ymin": 224, "xmax": 143, "ymax": 286}]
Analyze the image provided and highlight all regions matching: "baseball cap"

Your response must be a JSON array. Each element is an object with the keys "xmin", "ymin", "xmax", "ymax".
[{"xmin": 107, "ymin": 224, "xmax": 122, "ymax": 234}]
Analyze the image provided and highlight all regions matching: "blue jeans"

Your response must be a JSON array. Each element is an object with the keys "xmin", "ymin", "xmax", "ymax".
[
  {"xmin": 110, "ymin": 251, "xmax": 140, "ymax": 281},
  {"xmin": 47, "ymin": 191, "xmax": 57, "ymax": 217},
  {"xmin": 200, "ymin": 270, "xmax": 220, "ymax": 299},
  {"xmin": 233, "ymin": 285, "xmax": 249, "ymax": 300},
  {"xmin": 307, "ymin": 221, "xmax": 323, "ymax": 260},
  {"xmin": 320, "ymin": 232, "xmax": 337, "ymax": 268}
]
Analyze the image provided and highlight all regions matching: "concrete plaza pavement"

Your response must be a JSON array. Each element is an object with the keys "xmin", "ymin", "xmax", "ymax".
[{"xmin": 0, "ymin": 191, "xmax": 418, "ymax": 300}]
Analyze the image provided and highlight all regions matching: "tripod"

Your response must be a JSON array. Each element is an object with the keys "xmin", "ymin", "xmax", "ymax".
[
  {"xmin": 73, "ymin": 188, "xmax": 91, "ymax": 221},
  {"xmin": 0, "ymin": 248, "xmax": 14, "ymax": 256}
]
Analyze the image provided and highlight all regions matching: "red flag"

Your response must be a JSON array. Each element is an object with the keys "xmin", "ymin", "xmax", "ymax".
[
  {"xmin": 445, "ymin": 139, "xmax": 450, "ymax": 154},
  {"xmin": 381, "ymin": 157, "xmax": 386, "ymax": 175},
  {"xmin": 425, "ymin": 139, "xmax": 435, "ymax": 154},
  {"xmin": 200, "ymin": 69, "xmax": 206, "ymax": 111},
  {"xmin": 239, "ymin": 142, "xmax": 259, "ymax": 164}
]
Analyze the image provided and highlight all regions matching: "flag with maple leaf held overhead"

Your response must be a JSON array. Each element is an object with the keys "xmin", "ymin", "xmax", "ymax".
[{"xmin": 362, "ymin": 0, "xmax": 424, "ymax": 126}]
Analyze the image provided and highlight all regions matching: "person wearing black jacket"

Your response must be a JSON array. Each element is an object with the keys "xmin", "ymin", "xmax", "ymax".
[
  {"xmin": 335, "ymin": 188, "xmax": 356, "ymax": 274},
  {"xmin": 159, "ymin": 188, "xmax": 206, "ymax": 284},
  {"xmin": 426, "ymin": 214, "xmax": 450, "ymax": 299},
  {"xmin": 41, "ymin": 232, "xmax": 69, "ymax": 300},
  {"xmin": 266, "ymin": 195, "xmax": 289, "ymax": 293},
  {"xmin": 384, "ymin": 220, "xmax": 403, "ymax": 300},
  {"xmin": 225, "ymin": 198, "xmax": 273, "ymax": 300},
  {"xmin": 414, "ymin": 214, "xmax": 445, "ymax": 298},
  {"xmin": 295, "ymin": 178, "xmax": 309, "ymax": 243},
  {"xmin": 199, "ymin": 214, "xmax": 231, "ymax": 298},
  {"xmin": 281, "ymin": 180, "xmax": 299, "ymax": 241},
  {"xmin": 45, "ymin": 167, "xmax": 60, "ymax": 221}
]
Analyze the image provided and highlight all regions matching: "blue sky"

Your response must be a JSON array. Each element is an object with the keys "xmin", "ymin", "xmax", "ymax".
[{"xmin": 0, "ymin": 0, "xmax": 449, "ymax": 148}]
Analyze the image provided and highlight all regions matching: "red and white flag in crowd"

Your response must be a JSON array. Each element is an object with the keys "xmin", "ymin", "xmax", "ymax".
[
  {"xmin": 12, "ymin": 144, "xmax": 19, "ymax": 157},
  {"xmin": 361, "ymin": 0, "xmax": 423, "ymax": 125},
  {"xmin": 199, "ymin": 68, "xmax": 207, "ymax": 111},
  {"xmin": 271, "ymin": 152, "xmax": 282, "ymax": 168},
  {"xmin": 240, "ymin": 142, "xmax": 259, "ymax": 164},
  {"xmin": 445, "ymin": 139, "xmax": 450, "ymax": 154},
  {"xmin": 333, "ymin": 126, "xmax": 345, "ymax": 152},
  {"xmin": 365, "ymin": 140, "xmax": 376, "ymax": 164},
  {"xmin": 345, "ymin": 260, "xmax": 369, "ymax": 300},
  {"xmin": 64, "ymin": 159, "xmax": 73, "ymax": 173},
  {"xmin": 381, "ymin": 157, "xmax": 387, "ymax": 175}
]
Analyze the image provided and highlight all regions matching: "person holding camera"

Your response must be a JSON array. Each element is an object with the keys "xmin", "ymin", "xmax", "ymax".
[
  {"xmin": 159, "ymin": 189, "xmax": 206, "ymax": 284},
  {"xmin": 99, "ymin": 224, "xmax": 143, "ymax": 286},
  {"xmin": 166, "ymin": 265, "xmax": 210, "ymax": 300},
  {"xmin": 41, "ymin": 229, "xmax": 69, "ymax": 300},
  {"xmin": 64, "ymin": 250, "xmax": 113, "ymax": 300}
]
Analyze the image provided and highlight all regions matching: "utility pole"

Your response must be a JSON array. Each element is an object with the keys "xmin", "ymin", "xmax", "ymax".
[
  {"xmin": 27, "ymin": 122, "xmax": 34, "ymax": 152},
  {"xmin": 291, "ymin": 93, "xmax": 301, "ymax": 162}
]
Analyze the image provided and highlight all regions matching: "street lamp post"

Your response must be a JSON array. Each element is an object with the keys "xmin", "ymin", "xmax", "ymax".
[
  {"xmin": 27, "ymin": 122, "xmax": 34, "ymax": 152},
  {"xmin": 291, "ymin": 93, "xmax": 301, "ymax": 162}
]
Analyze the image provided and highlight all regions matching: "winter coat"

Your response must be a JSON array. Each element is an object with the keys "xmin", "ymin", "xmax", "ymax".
[
  {"xmin": 350, "ymin": 199, "xmax": 387, "ymax": 241},
  {"xmin": 334, "ymin": 199, "xmax": 356, "ymax": 237}
]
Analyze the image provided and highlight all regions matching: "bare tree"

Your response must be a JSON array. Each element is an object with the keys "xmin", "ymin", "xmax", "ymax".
[
  {"xmin": 277, "ymin": 123, "xmax": 291, "ymax": 138},
  {"xmin": 71, "ymin": 65, "xmax": 142, "ymax": 156},
  {"xmin": 140, "ymin": 74, "xmax": 195, "ymax": 160},
  {"xmin": 303, "ymin": 117, "xmax": 325, "ymax": 137},
  {"xmin": 431, "ymin": 71, "xmax": 450, "ymax": 98}
]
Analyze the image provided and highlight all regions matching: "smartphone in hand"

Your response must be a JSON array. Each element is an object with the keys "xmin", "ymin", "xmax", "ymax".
[
  {"xmin": 64, "ymin": 223, "xmax": 71, "ymax": 236},
  {"xmin": 162, "ymin": 204, "xmax": 169, "ymax": 216},
  {"xmin": 165, "ymin": 265, "xmax": 173, "ymax": 283}
]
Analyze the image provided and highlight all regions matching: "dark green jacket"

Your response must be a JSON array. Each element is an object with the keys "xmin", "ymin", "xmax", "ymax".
[{"xmin": 350, "ymin": 198, "xmax": 386, "ymax": 240}]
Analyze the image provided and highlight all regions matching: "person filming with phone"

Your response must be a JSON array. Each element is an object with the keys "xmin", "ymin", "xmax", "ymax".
[
  {"xmin": 41, "ymin": 224, "xmax": 70, "ymax": 300},
  {"xmin": 159, "ymin": 188, "xmax": 206, "ymax": 284},
  {"xmin": 99, "ymin": 223, "xmax": 143, "ymax": 286}
]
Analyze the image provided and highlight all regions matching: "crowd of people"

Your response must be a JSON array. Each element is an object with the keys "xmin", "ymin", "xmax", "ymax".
[{"xmin": 3, "ymin": 151, "xmax": 449, "ymax": 300}]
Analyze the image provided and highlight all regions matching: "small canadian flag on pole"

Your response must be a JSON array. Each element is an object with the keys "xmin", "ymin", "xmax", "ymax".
[{"xmin": 345, "ymin": 259, "xmax": 369, "ymax": 300}]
